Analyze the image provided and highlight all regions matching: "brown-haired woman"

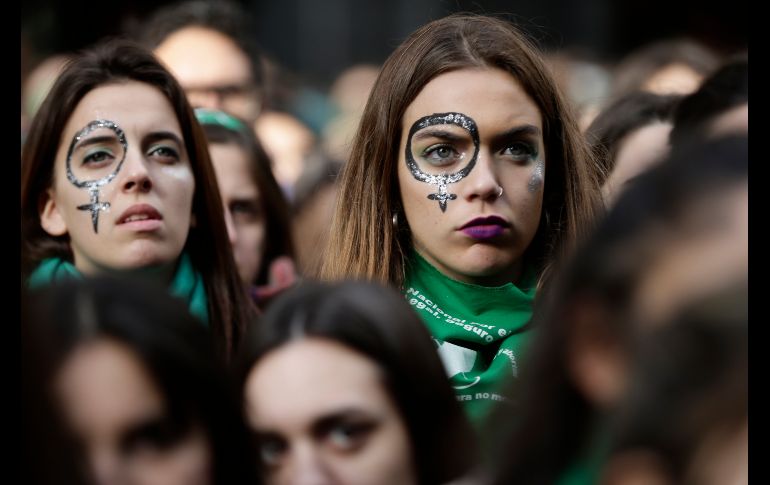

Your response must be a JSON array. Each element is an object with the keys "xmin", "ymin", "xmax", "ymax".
[
  {"xmin": 319, "ymin": 13, "xmax": 603, "ymax": 424},
  {"xmin": 21, "ymin": 38, "xmax": 254, "ymax": 360}
]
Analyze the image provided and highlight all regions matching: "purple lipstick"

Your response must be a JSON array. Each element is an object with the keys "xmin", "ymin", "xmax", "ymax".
[{"xmin": 459, "ymin": 215, "xmax": 510, "ymax": 240}]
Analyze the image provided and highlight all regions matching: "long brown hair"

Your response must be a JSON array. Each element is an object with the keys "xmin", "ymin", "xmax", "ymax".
[
  {"xmin": 319, "ymin": 13, "xmax": 602, "ymax": 288},
  {"xmin": 21, "ymin": 38, "xmax": 254, "ymax": 360},
  {"xmin": 236, "ymin": 281, "xmax": 477, "ymax": 485}
]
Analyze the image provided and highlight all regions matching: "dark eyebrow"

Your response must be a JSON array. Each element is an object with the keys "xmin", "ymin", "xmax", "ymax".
[
  {"xmin": 412, "ymin": 129, "xmax": 467, "ymax": 143},
  {"xmin": 250, "ymin": 409, "xmax": 378, "ymax": 444},
  {"xmin": 310, "ymin": 408, "xmax": 375, "ymax": 437},
  {"xmin": 120, "ymin": 414, "xmax": 188, "ymax": 451},
  {"xmin": 144, "ymin": 131, "xmax": 184, "ymax": 147},
  {"xmin": 73, "ymin": 135, "xmax": 119, "ymax": 150},
  {"xmin": 490, "ymin": 124, "xmax": 541, "ymax": 144}
]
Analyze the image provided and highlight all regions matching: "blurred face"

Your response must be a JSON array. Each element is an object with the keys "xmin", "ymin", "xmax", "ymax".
[
  {"xmin": 56, "ymin": 339, "xmax": 211, "ymax": 485},
  {"xmin": 642, "ymin": 62, "xmax": 703, "ymax": 95},
  {"xmin": 254, "ymin": 112, "xmax": 315, "ymax": 191},
  {"xmin": 40, "ymin": 81, "xmax": 195, "ymax": 278},
  {"xmin": 244, "ymin": 338, "xmax": 417, "ymax": 485},
  {"xmin": 632, "ymin": 181, "xmax": 748, "ymax": 325},
  {"xmin": 602, "ymin": 122, "xmax": 673, "ymax": 207},
  {"xmin": 397, "ymin": 68, "xmax": 545, "ymax": 286},
  {"xmin": 209, "ymin": 142, "xmax": 266, "ymax": 284},
  {"xmin": 709, "ymin": 103, "xmax": 749, "ymax": 138},
  {"xmin": 154, "ymin": 26, "xmax": 261, "ymax": 124}
]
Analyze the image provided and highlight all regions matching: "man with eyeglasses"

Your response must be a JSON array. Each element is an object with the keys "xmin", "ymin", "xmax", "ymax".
[{"xmin": 139, "ymin": 0, "xmax": 265, "ymax": 126}]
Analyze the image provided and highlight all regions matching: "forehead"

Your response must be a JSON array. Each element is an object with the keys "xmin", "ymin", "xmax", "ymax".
[
  {"xmin": 209, "ymin": 143, "xmax": 257, "ymax": 187},
  {"xmin": 247, "ymin": 338, "xmax": 391, "ymax": 424},
  {"xmin": 57, "ymin": 339, "xmax": 164, "ymax": 428},
  {"xmin": 154, "ymin": 26, "xmax": 252, "ymax": 85},
  {"xmin": 62, "ymin": 81, "xmax": 181, "ymax": 143},
  {"xmin": 403, "ymin": 67, "xmax": 542, "ymax": 133}
]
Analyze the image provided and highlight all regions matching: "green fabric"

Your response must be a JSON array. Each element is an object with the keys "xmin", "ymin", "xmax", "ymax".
[
  {"xmin": 28, "ymin": 253, "xmax": 209, "ymax": 325},
  {"xmin": 403, "ymin": 251, "xmax": 536, "ymax": 425},
  {"xmin": 28, "ymin": 258, "xmax": 82, "ymax": 287},
  {"xmin": 194, "ymin": 108, "xmax": 248, "ymax": 133}
]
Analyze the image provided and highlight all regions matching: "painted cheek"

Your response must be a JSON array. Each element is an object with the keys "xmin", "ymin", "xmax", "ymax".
[
  {"xmin": 527, "ymin": 159, "xmax": 545, "ymax": 193},
  {"xmin": 158, "ymin": 164, "xmax": 195, "ymax": 183}
]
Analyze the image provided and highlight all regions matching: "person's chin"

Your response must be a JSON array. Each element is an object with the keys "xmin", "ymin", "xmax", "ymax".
[
  {"xmin": 120, "ymin": 244, "xmax": 179, "ymax": 271},
  {"xmin": 461, "ymin": 256, "xmax": 518, "ymax": 280}
]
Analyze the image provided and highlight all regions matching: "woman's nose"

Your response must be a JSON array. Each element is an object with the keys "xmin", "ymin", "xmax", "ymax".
[
  {"xmin": 462, "ymin": 150, "xmax": 501, "ymax": 202},
  {"xmin": 121, "ymin": 154, "xmax": 153, "ymax": 193},
  {"xmin": 282, "ymin": 442, "xmax": 333, "ymax": 485}
]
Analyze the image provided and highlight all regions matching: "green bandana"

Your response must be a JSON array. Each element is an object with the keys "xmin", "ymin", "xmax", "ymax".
[
  {"xmin": 403, "ymin": 251, "xmax": 536, "ymax": 425},
  {"xmin": 194, "ymin": 108, "xmax": 249, "ymax": 133},
  {"xmin": 28, "ymin": 253, "xmax": 209, "ymax": 325}
]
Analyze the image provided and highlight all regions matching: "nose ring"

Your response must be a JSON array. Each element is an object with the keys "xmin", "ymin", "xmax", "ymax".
[{"xmin": 496, "ymin": 186, "xmax": 504, "ymax": 198}]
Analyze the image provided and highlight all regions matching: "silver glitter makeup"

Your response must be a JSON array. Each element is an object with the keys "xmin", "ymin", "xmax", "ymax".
[
  {"xmin": 65, "ymin": 120, "xmax": 128, "ymax": 233},
  {"xmin": 528, "ymin": 159, "xmax": 545, "ymax": 193},
  {"xmin": 405, "ymin": 112, "xmax": 480, "ymax": 212}
]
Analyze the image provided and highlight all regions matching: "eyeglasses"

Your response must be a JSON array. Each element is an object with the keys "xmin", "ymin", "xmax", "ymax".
[
  {"xmin": 186, "ymin": 83, "xmax": 257, "ymax": 99},
  {"xmin": 184, "ymin": 82, "xmax": 262, "ymax": 120}
]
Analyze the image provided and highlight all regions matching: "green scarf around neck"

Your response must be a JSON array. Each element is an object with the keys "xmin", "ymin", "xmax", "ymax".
[
  {"xmin": 28, "ymin": 253, "xmax": 209, "ymax": 325},
  {"xmin": 403, "ymin": 251, "xmax": 537, "ymax": 425}
]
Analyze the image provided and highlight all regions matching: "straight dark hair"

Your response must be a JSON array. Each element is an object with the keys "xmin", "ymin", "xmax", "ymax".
[
  {"xmin": 23, "ymin": 276, "xmax": 260, "ymax": 485},
  {"xmin": 236, "ymin": 281, "xmax": 477, "ymax": 485},
  {"xmin": 20, "ymin": 38, "xmax": 254, "ymax": 359},
  {"xmin": 586, "ymin": 91, "xmax": 682, "ymax": 184}
]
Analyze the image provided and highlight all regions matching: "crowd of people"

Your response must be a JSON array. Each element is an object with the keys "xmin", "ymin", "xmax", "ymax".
[{"xmin": 21, "ymin": 2, "xmax": 747, "ymax": 484}]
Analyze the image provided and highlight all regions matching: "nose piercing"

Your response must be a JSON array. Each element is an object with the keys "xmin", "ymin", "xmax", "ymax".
[{"xmin": 496, "ymin": 186, "xmax": 504, "ymax": 198}]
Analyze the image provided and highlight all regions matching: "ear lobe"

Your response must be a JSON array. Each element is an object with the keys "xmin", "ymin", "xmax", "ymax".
[{"xmin": 39, "ymin": 189, "xmax": 68, "ymax": 236}]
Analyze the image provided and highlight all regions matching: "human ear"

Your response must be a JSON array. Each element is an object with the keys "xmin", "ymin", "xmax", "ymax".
[{"xmin": 39, "ymin": 188, "xmax": 68, "ymax": 236}]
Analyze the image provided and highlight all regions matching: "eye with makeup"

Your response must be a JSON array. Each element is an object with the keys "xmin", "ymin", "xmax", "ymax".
[
  {"xmin": 82, "ymin": 148, "xmax": 117, "ymax": 167},
  {"xmin": 421, "ymin": 144, "xmax": 464, "ymax": 167},
  {"xmin": 147, "ymin": 144, "xmax": 181, "ymax": 164},
  {"xmin": 500, "ymin": 141, "xmax": 538, "ymax": 162}
]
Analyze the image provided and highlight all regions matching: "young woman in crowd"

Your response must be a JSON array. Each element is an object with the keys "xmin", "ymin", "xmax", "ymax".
[
  {"xmin": 319, "ymin": 13, "xmax": 603, "ymax": 423},
  {"xmin": 21, "ymin": 39, "xmax": 253, "ymax": 359}
]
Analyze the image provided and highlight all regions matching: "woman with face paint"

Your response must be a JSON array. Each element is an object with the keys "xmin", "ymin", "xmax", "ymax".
[
  {"xmin": 319, "ymin": 14, "xmax": 603, "ymax": 425},
  {"xmin": 21, "ymin": 39, "xmax": 254, "ymax": 360},
  {"xmin": 195, "ymin": 108, "xmax": 297, "ymax": 309}
]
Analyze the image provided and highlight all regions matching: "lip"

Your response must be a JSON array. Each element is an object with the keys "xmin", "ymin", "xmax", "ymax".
[
  {"xmin": 459, "ymin": 215, "xmax": 510, "ymax": 240},
  {"xmin": 116, "ymin": 204, "xmax": 163, "ymax": 231}
]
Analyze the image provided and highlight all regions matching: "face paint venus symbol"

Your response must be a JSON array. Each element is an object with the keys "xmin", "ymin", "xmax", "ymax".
[
  {"xmin": 405, "ymin": 112, "xmax": 480, "ymax": 212},
  {"xmin": 65, "ymin": 120, "xmax": 128, "ymax": 233}
]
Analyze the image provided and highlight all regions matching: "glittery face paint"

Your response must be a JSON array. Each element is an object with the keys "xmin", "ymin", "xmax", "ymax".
[
  {"xmin": 405, "ymin": 112, "xmax": 479, "ymax": 212},
  {"xmin": 65, "ymin": 120, "xmax": 128, "ymax": 233},
  {"xmin": 528, "ymin": 159, "xmax": 545, "ymax": 193}
]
